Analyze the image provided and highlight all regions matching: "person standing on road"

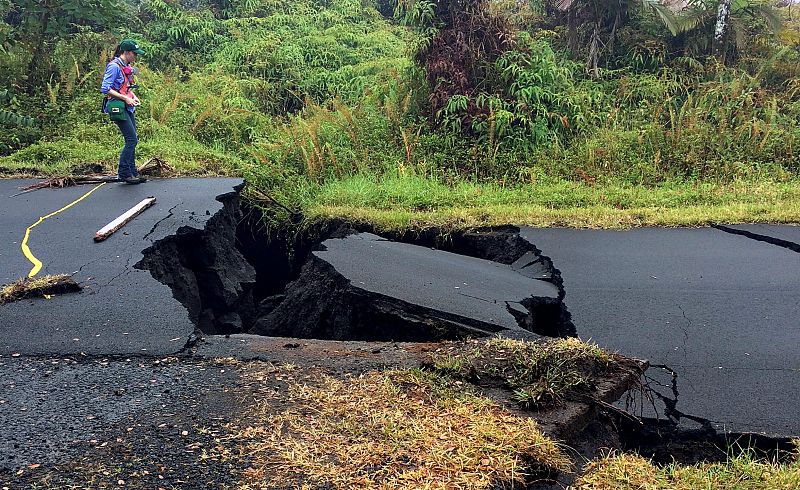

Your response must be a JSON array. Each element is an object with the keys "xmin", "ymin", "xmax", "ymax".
[{"xmin": 101, "ymin": 39, "xmax": 147, "ymax": 185}]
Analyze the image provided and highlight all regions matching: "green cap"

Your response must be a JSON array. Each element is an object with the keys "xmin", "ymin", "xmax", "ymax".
[{"xmin": 119, "ymin": 39, "xmax": 145, "ymax": 55}]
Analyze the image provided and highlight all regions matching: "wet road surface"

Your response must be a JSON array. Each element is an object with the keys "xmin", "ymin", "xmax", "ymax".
[
  {"xmin": 521, "ymin": 226, "xmax": 800, "ymax": 436},
  {"xmin": 0, "ymin": 178, "xmax": 242, "ymax": 356}
]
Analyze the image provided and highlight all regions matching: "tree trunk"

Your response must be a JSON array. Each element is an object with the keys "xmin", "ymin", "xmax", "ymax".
[
  {"xmin": 712, "ymin": 0, "xmax": 732, "ymax": 62},
  {"xmin": 587, "ymin": 22, "xmax": 601, "ymax": 77},
  {"xmin": 26, "ymin": 8, "xmax": 52, "ymax": 94}
]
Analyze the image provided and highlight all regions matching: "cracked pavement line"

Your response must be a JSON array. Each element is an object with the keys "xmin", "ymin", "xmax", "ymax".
[
  {"xmin": 103, "ymin": 253, "xmax": 135, "ymax": 288},
  {"xmin": 76, "ymin": 256, "xmax": 106, "ymax": 275},
  {"xmin": 713, "ymin": 224, "xmax": 800, "ymax": 254},
  {"xmin": 143, "ymin": 202, "xmax": 181, "ymax": 242},
  {"xmin": 675, "ymin": 304, "xmax": 691, "ymax": 362},
  {"xmin": 100, "ymin": 203, "xmax": 183, "ymax": 287},
  {"xmin": 645, "ymin": 364, "xmax": 717, "ymax": 428},
  {"xmin": 20, "ymin": 183, "xmax": 107, "ymax": 277}
]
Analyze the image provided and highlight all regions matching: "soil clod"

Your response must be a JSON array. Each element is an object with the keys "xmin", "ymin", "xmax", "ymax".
[{"xmin": 0, "ymin": 274, "xmax": 81, "ymax": 304}]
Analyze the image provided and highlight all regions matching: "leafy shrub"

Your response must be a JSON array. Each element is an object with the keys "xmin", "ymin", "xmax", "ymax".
[{"xmin": 1, "ymin": 0, "xmax": 798, "ymax": 191}]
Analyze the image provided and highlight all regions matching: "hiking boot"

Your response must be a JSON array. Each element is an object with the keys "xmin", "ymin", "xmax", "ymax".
[
  {"xmin": 134, "ymin": 175, "xmax": 148, "ymax": 183},
  {"xmin": 122, "ymin": 176, "xmax": 144, "ymax": 184}
]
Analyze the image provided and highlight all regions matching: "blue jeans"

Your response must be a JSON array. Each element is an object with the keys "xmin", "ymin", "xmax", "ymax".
[{"xmin": 113, "ymin": 111, "xmax": 139, "ymax": 179}]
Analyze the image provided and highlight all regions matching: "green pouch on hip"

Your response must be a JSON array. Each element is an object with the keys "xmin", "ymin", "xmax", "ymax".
[{"xmin": 107, "ymin": 99, "xmax": 128, "ymax": 121}]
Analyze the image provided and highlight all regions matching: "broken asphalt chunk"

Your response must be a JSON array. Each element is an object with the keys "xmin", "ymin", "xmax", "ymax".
[{"xmin": 250, "ymin": 233, "xmax": 575, "ymax": 341}]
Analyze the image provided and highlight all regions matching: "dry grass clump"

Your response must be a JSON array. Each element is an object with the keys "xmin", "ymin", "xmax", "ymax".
[
  {"xmin": 433, "ymin": 337, "xmax": 627, "ymax": 409},
  {"xmin": 0, "ymin": 274, "xmax": 80, "ymax": 304},
  {"xmin": 138, "ymin": 157, "xmax": 175, "ymax": 177},
  {"xmin": 234, "ymin": 368, "xmax": 570, "ymax": 489},
  {"xmin": 575, "ymin": 445, "xmax": 800, "ymax": 490}
]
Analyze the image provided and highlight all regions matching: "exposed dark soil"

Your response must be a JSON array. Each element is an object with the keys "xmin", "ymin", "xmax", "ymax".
[{"xmin": 615, "ymin": 416, "xmax": 799, "ymax": 465}]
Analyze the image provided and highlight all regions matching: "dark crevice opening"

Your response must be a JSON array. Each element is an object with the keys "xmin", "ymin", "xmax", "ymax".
[
  {"xmin": 614, "ymin": 416, "xmax": 798, "ymax": 466},
  {"xmin": 529, "ymin": 415, "xmax": 798, "ymax": 490},
  {"xmin": 134, "ymin": 188, "xmax": 575, "ymax": 341}
]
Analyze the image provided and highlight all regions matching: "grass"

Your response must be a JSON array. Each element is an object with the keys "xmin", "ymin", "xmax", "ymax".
[
  {"xmin": 575, "ymin": 448, "xmax": 800, "ymax": 490},
  {"xmin": 305, "ymin": 173, "xmax": 800, "ymax": 230},
  {"xmin": 0, "ymin": 274, "xmax": 80, "ymax": 304},
  {"xmin": 431, "ymin": 337, "xmax": 626, "ymax": 410},
  {"xmin": 4, "ymin": 124, "xmax": 800, "ymax": 231},
  {"xmin": 221, "ymin": 346, "xmax": 796, "ymax": 490},
  {"xmin": 228, "ymin": 365, "xmax": 570, "ymax": 489},
  {"xmin": 0, "ymin": 121, "xmax": 244, "ymax": 178},
  {"xmin": 5, "ymin": 158, "xmax": 799, "ymax": 229}
]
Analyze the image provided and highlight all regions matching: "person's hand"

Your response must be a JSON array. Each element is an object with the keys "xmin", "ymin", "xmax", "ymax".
[{"xmin": 126, "ymin": 96, "xmax": 140, "ymax": 107}]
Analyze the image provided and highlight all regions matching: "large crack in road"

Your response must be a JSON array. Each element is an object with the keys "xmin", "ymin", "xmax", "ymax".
[
  {"xmin": 130, "ymin": 186, "xmax": 798, "ymax": 465},
  {"xmin": 135, "ymin": 190, "xmax": 576, "ymax": 342},
  {"xmin": 713, "ymin": 223, "xmax": 800, "ymax": 253},
  {"xmin": 131, "ymin": 187, "xmax": 799, "ymax": 444}
]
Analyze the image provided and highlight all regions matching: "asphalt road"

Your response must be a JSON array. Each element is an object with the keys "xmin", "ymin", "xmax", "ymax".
[
  {"xmin": 2, "ymin": 177, "xmax": 798, "ymax": 438},
  {"xmin": 520, "ymin": 226, "xmax": 800, "ymax": 436},
  {"xmin": 0, "ymin": 178, "xmax": 242, "ymax": 356}
]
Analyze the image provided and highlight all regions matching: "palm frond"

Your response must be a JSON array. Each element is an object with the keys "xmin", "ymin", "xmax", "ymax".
[
  {"xmin": 555, "ymin": 0, "xmax": 572, "ymax": 10},
  {"xmin": 641, "ymin": 0, "xmax": 681, "ymax": 36}
]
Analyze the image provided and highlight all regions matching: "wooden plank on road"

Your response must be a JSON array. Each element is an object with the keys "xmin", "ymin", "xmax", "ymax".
[{"xmin": 94, "ymin": 197, "xmax": 157, "ymax": 242}]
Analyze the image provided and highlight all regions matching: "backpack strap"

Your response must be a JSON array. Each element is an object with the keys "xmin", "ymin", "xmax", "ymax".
[{"xmin": 108, "ymin": 59, "xmax": 132, "ymax": 98}]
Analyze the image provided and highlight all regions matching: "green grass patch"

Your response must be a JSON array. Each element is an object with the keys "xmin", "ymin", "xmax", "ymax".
[
  {"xmin": 0, "ymin": 122, "xmax": 245, "ymax": 177},
  {"xmin": 576, "ymin": 447, "xmax": 800, "ymax": 489},
  {"xmin": 304, "ymin": 172, "xmax": 800, "ymax": 230}
]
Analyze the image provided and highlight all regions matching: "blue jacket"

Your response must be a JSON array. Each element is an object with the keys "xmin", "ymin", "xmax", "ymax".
[{"xmin": 101, "ymin": 57, "xmax": 135, "ymax": 114}]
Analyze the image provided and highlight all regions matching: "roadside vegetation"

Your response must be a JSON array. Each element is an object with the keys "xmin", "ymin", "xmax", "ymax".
[
  {"xmin": 576, "ymin": 447, "xmax": 800, "ymax": 489},
  {"xmin": 1, "ymin": 0, "xmax": 800, "ymax": 228},
  {"xmin": 230, "ymin": 364, "xmax": 571, "ymax": 489},
  {"xmin": 432, "ymin": 337, "xmax": 625, "ymax": 409},
  {"xmin": 224, "ymin": 343, "xmax": 799, "ymax": 489}
]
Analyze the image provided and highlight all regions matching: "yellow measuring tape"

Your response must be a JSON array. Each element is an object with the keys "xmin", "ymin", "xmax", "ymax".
[{"xmin": 21, "ymin": 183, "xmax": 107, "ymax": 278}]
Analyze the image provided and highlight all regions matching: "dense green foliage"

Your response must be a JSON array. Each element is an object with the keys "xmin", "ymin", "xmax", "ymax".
[
  {"xmin": 0, "ymin": 0, "xmax": 798, "ymax": 225},
  {"xmin": 404, "ymin": 0, "xmax": 800, "ymax": 183}
]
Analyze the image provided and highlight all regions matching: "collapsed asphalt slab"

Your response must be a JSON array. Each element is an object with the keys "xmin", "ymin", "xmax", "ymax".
[
  {"xmin": 0, "ymin": 178, "xmax": 243, "ymax": 356},
  {"xmin": 519, "ymin": 226, "xmax": 800, "ymax": 436},
  {"xmin": 249, "ymin": 232, "xmax": 572, "ymax": 341}
]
